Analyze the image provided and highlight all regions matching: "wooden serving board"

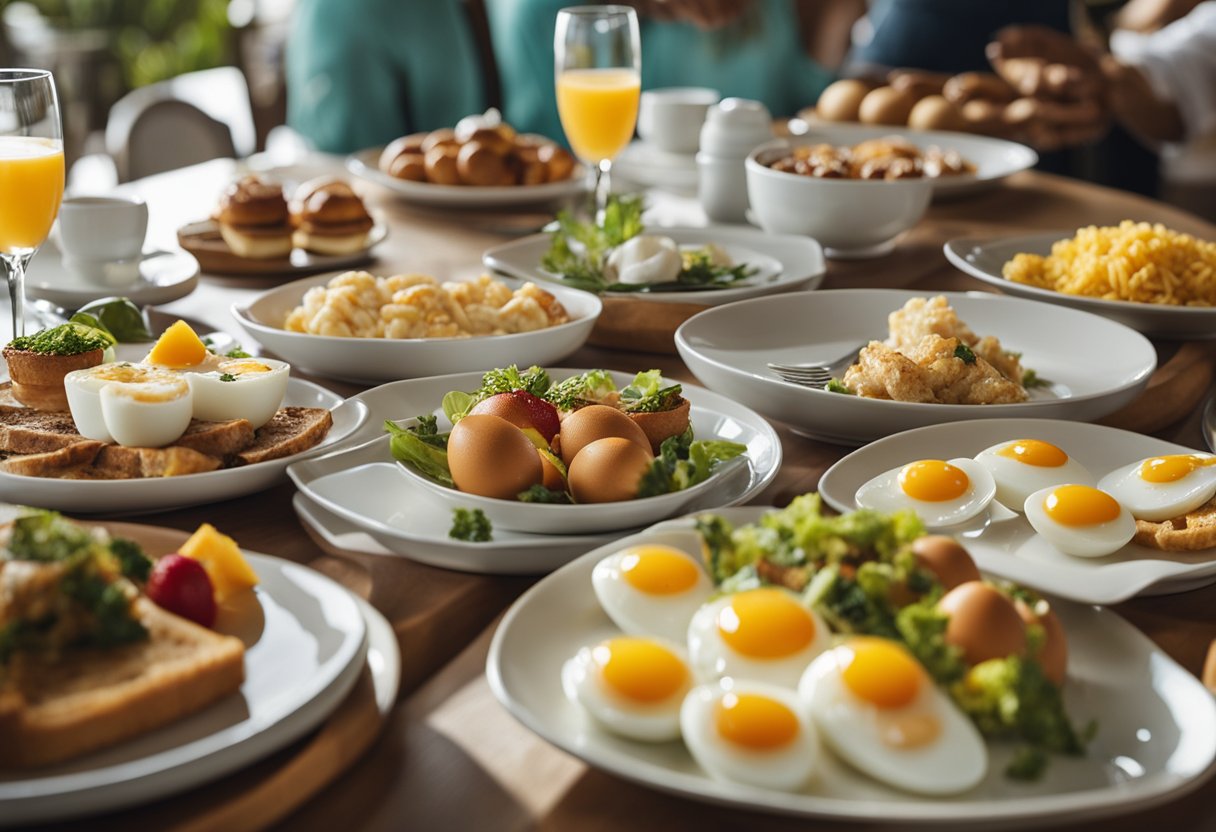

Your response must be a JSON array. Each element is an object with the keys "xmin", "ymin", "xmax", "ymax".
[
  {"xmin": 177, "ymin": 219, "xmax": 382, "ymax": 278},
  {"xmin": 588, "ymin": 296, "xmax": 710, "ymax": 354}
]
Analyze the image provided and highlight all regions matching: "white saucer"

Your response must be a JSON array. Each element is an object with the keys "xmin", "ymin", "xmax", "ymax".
[
  {"xmin": 26, "ymin": 238, "xmax": 199, "ymax": 309},
  {"xmin": 614, "ymin": 141, "xmax": 699, "ymax": 193}
]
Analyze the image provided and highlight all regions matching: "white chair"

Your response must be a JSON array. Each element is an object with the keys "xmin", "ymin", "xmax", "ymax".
[{"xmin": 105, "ymin": 66, "xmax": 257, "ymax": 181}]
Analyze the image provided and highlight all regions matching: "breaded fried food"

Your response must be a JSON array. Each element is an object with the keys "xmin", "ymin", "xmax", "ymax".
[
  {"xmin": 843, "ymin": 335, "xmax": 1028, "ymax": 404},
  {"xmin": 1133, "ymin": 497, "xmax": 1216, "ymax": 551}
]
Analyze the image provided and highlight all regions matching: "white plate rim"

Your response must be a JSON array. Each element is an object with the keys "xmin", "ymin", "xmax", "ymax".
[{"xmin": 26, "ymin": 239, "xmax": 200, "ymax": 308}]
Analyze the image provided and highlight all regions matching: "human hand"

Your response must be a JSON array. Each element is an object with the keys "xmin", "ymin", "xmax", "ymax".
[{"xmin": 987, "ymin": 25, "xmax": 1105, "ymax": 102}]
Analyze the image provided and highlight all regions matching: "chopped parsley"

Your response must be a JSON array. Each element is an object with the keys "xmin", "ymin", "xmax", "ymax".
[
  {"xmin": 218, "ymin": 373, "xmax": 238, "ymax": 382},
  {"xmin": 449, "ymin": 508, "xmax": 492, "ymax": 542},
  {"xmin": 826, "ymin": 378, "xmax": 852, "ymax": 395},
  {"xmin": 8, "ymin": 323, "xmax": 111, "ymax": 356},
  {"xmin": 225, "ymin": 347, "xmax": 252, "ymax": 359},
  {"xmin": 1022, "ymin": 368, "xmax": 1051, "ymax": 389},
  {"xmin": 954, "ymin": 343, "xmax": 977, "ymax": 364}
]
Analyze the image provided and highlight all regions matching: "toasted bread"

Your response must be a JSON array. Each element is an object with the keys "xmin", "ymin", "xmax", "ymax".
[
  {"xmin": 88, "ymin": 445, "xmax": 223, "ymax": 479},
  {"xmin": 232, "ymin": 406, "xmax": 332, "ymax": 466},
  {"xmin": 0, "ymin": 440, "xmax": 105, "ymax": 477},
  {"xmin": 0, "ymin": 405, "xmax": 87, "ymax": 454},
  {"xmin": 1133, "ymin": 497, "xmax": 1216, "ymax": 551},
  {"xmin": 0, "ymin": 597, "xmax": 245, "ymax": 769}
]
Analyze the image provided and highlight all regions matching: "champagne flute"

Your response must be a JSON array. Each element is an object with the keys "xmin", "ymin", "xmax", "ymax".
[
  {"xmin": 0, "ymin": 69, "xmax": 64, "ymax": 340},
  {"xmin": 554, "ymin": 5, "xmax": 641, "ymax": 214}
]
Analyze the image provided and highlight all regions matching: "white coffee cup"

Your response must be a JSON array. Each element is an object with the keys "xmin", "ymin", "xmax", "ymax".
[
  {"xmin": 637, "ymin": 87, "xmax": 720, "ymax": 154},
  {"xmin": 57, "ymin": 195, "xmax": 148, "ymax": 286}
]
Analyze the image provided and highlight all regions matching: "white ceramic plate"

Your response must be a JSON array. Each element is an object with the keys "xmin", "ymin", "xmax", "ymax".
[
  {"xmin": 788, "ymin": 120, "xmax": 1039, "ymax": 198},
  {"xmin": 818, "ymin": 418, "xmax": 1216, "ymax": 604},
  {"xmin": 0, "ymin": 378, "xmax": 368, "ymax": 514},
  {"xmin": 676, "ymin": 289, "xmax": 1157, "ymax": 445},
  {"xmin": 232, "ymin": 272, "xmax": 602, "ymax": 384},
  {"xmin": 945, "ymin": 232, "xmax": 1216, "ymax": 340},
  {"xmin": 346, "ymin": 148, "xmax": 587, "ymax": 208},
  {"xmin": 287, "ymin": 369, "xmax": 781, "ymax": 563},
  {"xmin": 26, "ymin": 238, "xmax": 199, "ymax": 309},
  {"xmin": 614, "ymin": 141, "xmax": 699, "ymax": 193},
  {"xmin": 487, "ymin": 506, "xmax": 1216, "ymax": 826},
  {"xmin": 483, "ymin": 225, "xmax": 826, "ymax": 306},
  {"xmin": 0, "ymin": 549, "xmax": 368, "ymax": 827}
]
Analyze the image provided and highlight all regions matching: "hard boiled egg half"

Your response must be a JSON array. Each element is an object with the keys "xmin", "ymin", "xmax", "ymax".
[
  {"xmin": 592, "ymin": 544, "xmax": 713, "ymax": 643},
  {"xmin": 1024, "ymin": 484, "xmax": 1136, "ymax": 558},
  {"xmin": 1097, "ymin": 454, "xmax": 1216, "ymax": 521},
  {"xmin": 64, "ymin": 363, "xmax": 192, "ymax": 448},
  {"xmin": 855, "ymin": 458, "xmax": 996, "ymax": 528},
  {"xmin": 187, "ymin": 357, "xmax": 289, "ymax": 428},
  {"xmin": 974, "ymin": 439, "xmax": 1094, "ymax": 509},
  {"xmin": 798, "ymin": 636, "xmax": 987, "ymax": 796}
]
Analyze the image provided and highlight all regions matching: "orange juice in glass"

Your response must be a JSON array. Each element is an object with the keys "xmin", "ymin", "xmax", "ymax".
[
  {"xmin": 0, "ymin": 69, "xmax": 63, "ymax": 338},
  {"xmin": 554, "ymin": 6, "xmax": 641, "ymax": 211}
]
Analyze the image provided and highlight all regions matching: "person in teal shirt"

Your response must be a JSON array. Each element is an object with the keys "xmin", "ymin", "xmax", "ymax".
[
  {"xmin": 286, "ymin": 0, "xmax": 488, "ymax": 153},
  {"xmin": 487, "ymin": 0, "xmax": 834, "ymax": 143}
]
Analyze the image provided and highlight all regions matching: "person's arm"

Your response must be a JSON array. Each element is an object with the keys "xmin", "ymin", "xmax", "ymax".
[{"xmin": 487, "ymin": 0, "xmax": 569, "ymax": 140}]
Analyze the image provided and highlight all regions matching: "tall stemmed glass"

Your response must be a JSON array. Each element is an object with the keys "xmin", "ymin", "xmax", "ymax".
[
  {"xmin": 554, "ymin": 6, "xmax": 640, "ymax": 213},
  {"xmin": 0, "ymin": 69, "xmax": 63, "ymax": 339}
]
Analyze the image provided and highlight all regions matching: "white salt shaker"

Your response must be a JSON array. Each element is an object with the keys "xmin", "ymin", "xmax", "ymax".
[{"xmin": 697, "ymin": 98, "xmax": 774, "ymax": 224}]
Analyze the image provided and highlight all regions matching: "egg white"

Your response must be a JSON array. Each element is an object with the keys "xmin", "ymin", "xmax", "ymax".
[
  {"xmin": 64, "ymin": 363, "xmax": 191, "ymax": 446},
  {"xmin": 687, "ymin": 591, "xmax": 830, "ymax": 689},
  {"xmin": 974, "ymin": 441, "xmax": 1094, "ymax": 510},
  {"xmin": 854, "ymin": 458, "xmax": 997, "ymax": 529},
  {"xmin": 798, "ymin": 647, "xmax": 987, "ymax": 796},
  {"xmin": 1097, "ymin": 455, "xmax": 1216, "ymax": 522},
  {"xmin": 187, "ymin": 357, "xmax": 289, "ymax": 428},
  {"xmin": 680, "ymin": 679, "xmax": 819, "ymax": 792},
  {"xmin": 1023, "ymin": 485, "xmax": 1136, "ymax": 558},
  {"xmin": 592, "ymin": 547, "xmax": 713, "ymax": 644},
  {"xmin": 561, "ymin": 638, "xmax": 692, "ymax": 742}
]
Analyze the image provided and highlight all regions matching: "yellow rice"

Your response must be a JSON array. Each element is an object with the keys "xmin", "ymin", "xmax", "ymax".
[{"xmin": 1002, "ymin": 220, "xmax": 1216, "ymax": 306}]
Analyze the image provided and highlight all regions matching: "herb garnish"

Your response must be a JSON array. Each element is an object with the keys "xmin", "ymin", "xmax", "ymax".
[
  {"xmin": 953, "ymin": 343, "xmax": 977, "ymax": 364},
  {"xmin": 449, "ymin": 508, "xmax": 492, "ymax": 542},
  {"xmin": 8, "ymin": 323, "xmax": 112, "ymax": 356},
  {"xmin": 825, "ymin": 378, "xmax": 852, "ymax": 395},
  {"xmin": 218, "ymin": 373, "xmax": 237, "ymax": 382},
  {"xmin": 225, "ymin": 347, "xmax": 252, "ymax": 359}
]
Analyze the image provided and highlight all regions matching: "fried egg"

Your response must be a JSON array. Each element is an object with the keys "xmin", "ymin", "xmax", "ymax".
[
  {"xmin": 64, "ymin": 363, "xmax": 192, "ymax": 447},
  {"xmin": 1024, "ymin": 484, "xmax": 1136, "ymax": 558},
  {"xmin": 687, "ymin": 588, "xmax": 829, "ymax": 689},
  {"xmin": 562, "ymin": 636, "xmax": 692, "ymax": 742},
  {"xmin": 592, "ymin": 544, "xmax": 713, "ymax": 643},
  {"xmin": 187, "ymin": 357, "xmax": 289, "ymax": 428},
  {"xmin": 798, "ymin": 637, "xmax": 987, "ymax": 795},
  {"xmin": 1097, "ymin": 454, "xmax": 1216, "ymax": 521},
  {"xmin": 681, "ymin": 679, "xmax": 818, "ymax": 791},
  {"xmin": 855, "ymin": 458, "xmax": 996, "ymax": 528},
  {"xmin": 974, "ymin": 439, "xmax": 1094, "ymax": 510}
]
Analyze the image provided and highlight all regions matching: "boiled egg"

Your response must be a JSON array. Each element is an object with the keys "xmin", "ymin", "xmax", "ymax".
[
  {"xmin": 187, "ymin": 357, "xmax": 289, "ymax": 428},
  {"xmin": 64, "ymin": 363, "xmax": 192, "ymax": 447},
  {"xmin": 798, "ymin": 637, "xmax": 987, "ymax": 795},
  {"xmin": 680, "ymin": 679, "xmax": 818, "ymax": 792},
  {"xmin": 854, "ymin": 458, "xmax": 996, "ymax": 528},
  {"xmin": 562, "ymin": 636, "xmax": 692, "ymax": 742},
  {"xmin": 1023, "ymin": 484, "xmax": 1136, "ymax": 558},
  {"xmin": 605, "ymin": 235, "xmax": 682, "ymax": 286},
  {"xmin": 974, "ymin": 439, "xmax": 1094, "ymax": 510},
  {"xmin": 1097, "ymin": 454, "xmax": 1216, "ymax": 521},
  {"xmin": 592, "ymin": 545, "xmax": 713, "ymax": 643},
  {"xmin": 687, "ymin": 588, "xmax": 829, "ymax": 689}
]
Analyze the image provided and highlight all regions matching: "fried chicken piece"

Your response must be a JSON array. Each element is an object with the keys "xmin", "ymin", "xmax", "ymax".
[
  {"xmin": 844, "ymin": 335, "xmax": 1028, "ymax": 404},
  {"xmin": 843, "ymin": 341, "xmax": 937, "ymax": 402}
]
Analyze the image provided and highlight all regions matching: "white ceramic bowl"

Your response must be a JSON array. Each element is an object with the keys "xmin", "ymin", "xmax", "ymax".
[
  {"xmin": 232, "ymin": 273, "xmax": 602, "ymax": 384},
  {"xmin": 745, "ymin": 138, "xmax": 933, "ymax": 258}
]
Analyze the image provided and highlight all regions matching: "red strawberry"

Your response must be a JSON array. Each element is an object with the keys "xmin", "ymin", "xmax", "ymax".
[
  {"xmin": 470, "ymin": 390, "xmax": 560, "ymax": 444},
  {"xmin": 146, "ymin": 554, "xmax": 217, "ymax": 628}
]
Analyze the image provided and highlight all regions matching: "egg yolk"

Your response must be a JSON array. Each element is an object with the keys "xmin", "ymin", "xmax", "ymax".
[
  {"xmin": 997, "ymin": 439, "xmax": 1068, "ymax": 468},
  {"xmin": 713, "ymin": 692, "xmax": 800, "ymax": 750},
  {"xmin": 1139, "ymin": 454, "xmax": 1216, "ymax": 484},
  {"xmin": 838, "ymin": 637, "xmax": 923, "ymax": 709},
  {"xmin": 594, "ymin": 637, "xmax": 688, "ymax": 703},
  {"xmin": 898, "ymin": 460, "xmax": 969, "ymax": 502},
  {"xmin": 716, "ymin": 589, "xmax": 816, "ymax": 659},
  {"xmin": 620, "ymin": 546, "xmax": 701, "ymax": 595},
  {"xmin": 1043, "ymin": 485, "xmax": 1122, "ymax": 527}
]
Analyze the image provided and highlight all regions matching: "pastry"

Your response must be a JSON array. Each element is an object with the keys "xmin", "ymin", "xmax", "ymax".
[
  {"xmin": 290, "ymin": 177, "xmax": 374, "ymax": 255},
  {"xmin": 214, "ymin": 175, "xmax": 293, "ymax": 259}
]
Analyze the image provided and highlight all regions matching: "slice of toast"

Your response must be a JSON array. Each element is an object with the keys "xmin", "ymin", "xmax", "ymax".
[
  {"xmin": 0, "ymin": 406, "xmax": 85, "ymax": 454},
  {"xmin": 88, "ymin": 445, "xmax": 224, "ymax": 479},
  {"xmin": 1133, "ymin": 497, "xmax": 1216, "ymax": 551},
  {"xmin": 0, "ymin": 597, "xmax": 245, "ymax": 769},
  {"xmin": 233, "ymin": 407, "xmax": 332, "ymax": 466},
  {"xmin": 0, "ymin": 440, "xmax": 105, "ymax": 477}
]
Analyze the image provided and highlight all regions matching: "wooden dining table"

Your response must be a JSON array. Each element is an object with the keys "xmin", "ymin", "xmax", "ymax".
[{"xmin": 41, "ymin": 158, "xmax": 1216, "ymax": 832}]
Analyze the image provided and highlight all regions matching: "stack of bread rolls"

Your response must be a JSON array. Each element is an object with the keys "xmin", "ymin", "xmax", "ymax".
[
  {"xmin": 214, "ymin": 175, "xmax": 374, "ymax": 259},
  {"xmin": 378, "ymin": 112, "xmax": 576, "ymax": 187}
]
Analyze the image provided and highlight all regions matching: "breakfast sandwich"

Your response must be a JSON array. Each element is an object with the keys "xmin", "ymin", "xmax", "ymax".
[
  {"xmin": 290, "ymin": 177, "xmax": 374, "ymax": 255},
  {"xmin": 214, "ymin": 175, "xmax": 293, "ymax": 259}
]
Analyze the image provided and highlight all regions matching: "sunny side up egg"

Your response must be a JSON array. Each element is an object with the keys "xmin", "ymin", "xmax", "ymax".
[
  {"xmin": 687, "ymin": 588, "xmax": 830, "ymax": 689},
  {"xmin": 681, "ymin": 679, "xmax": 819, "ymax": 792},
  {"xmin": 64, "ymin": 363, "xmax": 193, "ymax": 448},
  {"xmin": 798, "ymin": 637, "xmax": 987, "ymax": 796},
  {"xmin": 1024, "ymin": 484, "xmax": 1136, "ymax": 558},
  {"xmin": 854, "ymin": 458, "xmax": 996, "ymax": 528},
  {"xmin": 562, "ymin": 636, "xmax": 692, "ymax": 742},
  {"xmin": 974, "ymin": 439, "xmax": 1094, "ymax": 509},
  {"xmin": 1098, "ymin": 454, "xmax": 1216, "ymax": 521},
  {"xmin": 592, "ymin": 544, "xmax": 714, "ymax": 643}
]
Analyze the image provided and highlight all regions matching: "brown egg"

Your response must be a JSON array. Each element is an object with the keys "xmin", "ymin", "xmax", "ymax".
[
  {"xmin": 858, "ymin": 86, "xmax": 915, "ymax": 126},
  {"xmin": 907, "ymin": 95, "xmax": 964, "ymax": 131},
  {"xmin": 538, "ymin": 450, "xmax": 566, "ymax": 491},
  {"xmin": 568, "ymin": 437, "xmax": 653, "ymax": 503},
  {"xmin": 816, "ymin": 79, "xmax": 872, "ymax": 122},
  {"xmin": 912, "ymin": 536, "xmax": 981, "ymax": 590},
  {"xmin": 937, "ymin": 581, "xmax": 1026, "ymax": 666},
  {"xmin": 446, "ymin": 414, "xmax": 542, "ymax": 500},
  {"xmin": 557, "ymin": 405, "xmax": 650, "ymax": 467},
  {"xmin": 1015, "ymin": 598, "xmax": 1068, "ymax": 685}
]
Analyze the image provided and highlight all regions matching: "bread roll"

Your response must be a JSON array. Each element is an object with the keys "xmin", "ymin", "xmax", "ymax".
[
  {"xmin": 290, "ymin": 178, "xmax": 374, "ymax": 255},
  {"xmin": 858, "ymin": 87, "xmax": 915, "ymax": 125},
  {"xmin": 424, "ymin": 145, "xmax": 461, "ymax": 184},
  {"xmin": 537, "ymin": 144, "xmax": 576, "ymax": 182},
  {"xmin": 215, "ymin": 175, "xmax": 292, "ymax": 259},
  {"xmin": 457, "ymin": 141, "xmax": 509, "ymax": 186},
  {"xmin": 421, "ymin": 128, "xmax": 459, "ymax": 153}
]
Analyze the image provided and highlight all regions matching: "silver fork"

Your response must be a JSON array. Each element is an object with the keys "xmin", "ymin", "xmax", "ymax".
[{"xmin": 767, "ymin": 340, "xmax": 870, "ymax": 388}]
